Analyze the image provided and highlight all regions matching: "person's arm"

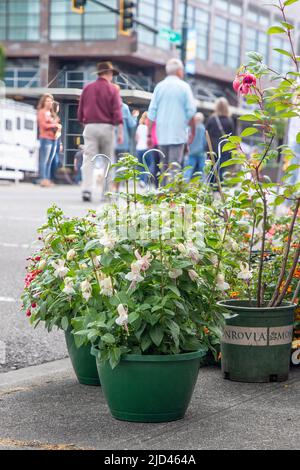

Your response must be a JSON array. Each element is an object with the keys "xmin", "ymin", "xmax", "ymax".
[
  {"xmin": 111, "ymin": 88, "xmax": 123, "ymax": 126},
  {"xmin": 188, "ymin": 116, "xmax": 196, "ymax": 145},
  {"xmin": 38, "ymin": 111, "xmax": 58, "ymax": 133},
  {"xmin": 147, "ymin": 86, "xmax": 159, "ymax": 147},
  {"xmin": 77, "ymin": 90, "xmax": 85, "ymax": 124},
  {"xmin": 185, "ymin": 85, "xmax": 197, "ymax": 144}
]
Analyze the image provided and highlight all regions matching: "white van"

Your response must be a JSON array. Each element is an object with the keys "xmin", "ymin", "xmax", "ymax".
[{"xmin": 0, "ymin": 98, "xmax": 39, "ymax": 180}]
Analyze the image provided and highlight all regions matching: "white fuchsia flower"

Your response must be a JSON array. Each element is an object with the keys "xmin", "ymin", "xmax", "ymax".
[
  {"xmin": 99, "ymin": 232, "xmax": 116, "ymax": 249},
  {"xmin": 216, "ymin": 274, "xmax": 230, "ymax": 291},
  {"xmin": 185, "ymin": 241, "xmax": 202, "ymax": 264},
  {"xmin": 134, "ymin": 250, "xmax": 152, "ymax": 272},
  {"xmin": 79, "ymin": 263, "xmax": 88, "ymax": 270},
  {"xmin": 81, "ymin": 279, "xmax": 92, "ymax": 301},
  {"xmin": 99, "ymin": 276, "xmax": 114, "ymax": 297},
  {"xmin": 63, "ymin": 277, "xmax": 75, "ymax": 295},
  {"xmin": 51, "ymin": 260, "xmax": 69, "ymax": 279},
  {"xmin": 67, "ymin": 249, "xmax": 76, "ymax": 261},
  {"xmin": 168, "ymin": 268, "xmax": 183, "ymax": 279},
  {"xmin": 188, "ymin": 269, "xmax": 199, "ymax": 282},
  {"xmin": 237, "ymin": 262, "xmax": 253, "ymax": 281},
  {"xmin": 115, "ymin": 304, "xmax": 129, "ymax": 327},
  {"xmin": 92, "ymin": 255, "xmax": 101, "ymax": 268}
]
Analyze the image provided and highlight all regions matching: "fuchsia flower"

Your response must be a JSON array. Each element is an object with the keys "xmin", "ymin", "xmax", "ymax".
[
  {"xmin": 26, "ymin": 309, "xmax": 31, "ymax": 317},
  {"xmin": 233, "ymin": 72, "xmax": 257, "ymax": 95},
  {"xmin": 25, "ymin": 269, "xmax": 42, "ymax": 287}
]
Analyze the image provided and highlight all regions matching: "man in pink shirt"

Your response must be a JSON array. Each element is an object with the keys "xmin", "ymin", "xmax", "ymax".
[{"xmin": 77, "ymin": 61, "xmax": 123, "ymax": 201}]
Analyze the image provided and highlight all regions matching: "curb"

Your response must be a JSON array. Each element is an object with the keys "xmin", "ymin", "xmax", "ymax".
[{"xmin": 0, "ymin": 358, "xmax": 74, "ymax": 391}]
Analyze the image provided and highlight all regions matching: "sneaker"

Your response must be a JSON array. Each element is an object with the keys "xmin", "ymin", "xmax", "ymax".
[{"xmin": 82, "ymin": 191, "xmax": 92, "ymax": 202}]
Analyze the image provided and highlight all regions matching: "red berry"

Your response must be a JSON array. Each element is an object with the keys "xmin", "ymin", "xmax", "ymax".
[{"xmin": 26, "ymin": 310, "xmax": 31, "ymax": 317}]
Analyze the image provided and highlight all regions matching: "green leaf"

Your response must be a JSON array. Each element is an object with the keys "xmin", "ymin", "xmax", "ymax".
[
  {"xmin": 222, "ymin": 142, "xmax": 237, "ymax": 151},
  {"xmin": 296, "ymin": 132, "xmax": 300, "ymax": 144},
  {"xmin": 274, "ymin": 48, "xmax": 293, "ymax": 58},
  {"xmin": 84, "ymin": 240, "xmax": 100, "ymax": 253},
  {"xmin": 128, "ymin": 311, "xmax": 140, "ymax": 324},
  {"xmin": 284, "ymin": 0, "xmax": 299, "ymax": 6},
  {"xmin": 166, "ymin": 284, "xmax": 181, "ymax": 297},
  {"xmin": 109, "ymin": 347, "xmax": 121, "ymax": 369},
  {"xmin": 149, "ymin": 324, "xmax": 164, "ymax": 347},
  {"xmin": 141, "ymin": 333, "xmax": 152, "ymax": 352},
  {"xmin": 274, "ymin": 195, "xmax": 286, "ymax": 206},
  {"xmin": 101, "ymin": 333, "xmax": 116, "ymax": 344},
  {"xmin": 61, "ymin": 316, "xmax": 69, "ymax": 331},
  {"xmin": 267, "ymin": 26, "xmax": 286, "ymax": 35},
  {"xmin": 281, "ymin": 21, "xmax": 294, "ymax": 30},
  {"xmin": 240, "ymin": 127, "xmax": 259, "ymax": 137},
  {"xmin": 239, "ymin": 114, "xmax": 259, "ymax": 122}
]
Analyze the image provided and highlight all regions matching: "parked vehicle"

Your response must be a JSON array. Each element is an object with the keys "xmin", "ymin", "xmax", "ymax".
[{"xmin": 0, "ymin": 99, "xmax": 39, "ymax": 180}]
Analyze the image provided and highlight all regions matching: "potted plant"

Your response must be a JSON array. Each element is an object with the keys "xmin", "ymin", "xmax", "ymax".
[
  {"xmin": 212, "ymin": 0, "xmax": 300, "ymax": 382},
  {"xmin": 71, "ymin": 155, "xmax": 224, "ymax": 422},
  {"xmin": 21, "ymin": 206, "xmax": 101, "ymax": 386}
]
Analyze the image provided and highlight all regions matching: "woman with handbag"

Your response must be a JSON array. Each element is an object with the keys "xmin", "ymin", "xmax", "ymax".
[{"xmin": 206, "ymin": 97, "xmax": 235, "ymax": 183}]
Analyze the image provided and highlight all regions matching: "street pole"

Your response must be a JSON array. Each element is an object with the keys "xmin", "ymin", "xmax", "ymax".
[{"xmin": 181, "ymin": 0, "xmax": 188, "ymax": 68}]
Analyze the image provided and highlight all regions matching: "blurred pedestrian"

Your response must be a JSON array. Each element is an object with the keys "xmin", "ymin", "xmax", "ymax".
[
  {"xmin": 147, "ymin": 58, "xmax": 196, "ymax": 170},
  {"xmin": 206, "ymin": 97, "xmax": 235, "ymax": 182},
  {"xmin": 37, "ymin": 93, "xmax": 59, "ymax": 187},
  {"xmin": 136, "ymin": 111, "xmax": 150, "ymax": 186},
  {"xmin": 184, "ymin": 112, "xmax": 206, "ymax": 182},
  {"xmin": 50, "ymin": 101, "xmax": 63, "ymax": 183},
  {"xmin": 74, "ymin": 144, "xmax": 84, "ymax": 184},
  {"xmin": 77, "ymin": 61, "xmax": 123, "ymax": 202}
]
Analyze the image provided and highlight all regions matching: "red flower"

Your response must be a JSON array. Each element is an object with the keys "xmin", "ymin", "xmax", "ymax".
[
  {"xmin": 26, "ymin": 309, "xmax": 31, "ymax": 317},
  {"xmin": 31, "ymin": 303, "xmax": 37, "ymax": 308},
  {"xmin": 233, "ymin": 72, "xmax": 257, "ymax": 96},
  {"xmin": 35, "ymin": 256, "xmax": 41, "ymax": 262},
  {"xmin": 24, "ymin": 269, "xmax": 42, "ymax": 288}
]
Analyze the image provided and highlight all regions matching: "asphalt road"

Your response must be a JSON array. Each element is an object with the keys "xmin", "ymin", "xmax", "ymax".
[{"xmin": 0, "ymin": 182, "xmax": 102, "ymax": 373}]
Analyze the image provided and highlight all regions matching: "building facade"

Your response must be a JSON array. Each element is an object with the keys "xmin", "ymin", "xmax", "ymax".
[{"xmin": 1, "ymin": 0, "xmax": 299, "ymax": 166}]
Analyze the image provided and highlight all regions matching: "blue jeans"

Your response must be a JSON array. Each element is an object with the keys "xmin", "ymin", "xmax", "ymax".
[
  {"xmin": 50, "ymin": 139, "xmax": 61, "ymax": 181},
  {"xmin": 137, "ymin": 149, "xmax": 155, "ymax": 183},
  {"xmin": 184, "ymin": 153, "xmax": 206, "ymax": 182},
  {"xmin": 39, "ymin": 138, "xmax": 55, "ymax": 180}
]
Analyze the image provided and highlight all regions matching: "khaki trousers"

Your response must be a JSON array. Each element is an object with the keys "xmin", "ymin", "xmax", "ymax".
[{"xmin": 82, "ymin": 123, "xmax": 115, "ymax": 195}]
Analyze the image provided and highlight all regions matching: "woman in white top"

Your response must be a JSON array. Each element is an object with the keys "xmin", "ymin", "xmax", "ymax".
[{"xmin": 136, "ymin": 112, "xmax": 149, "ymax": 184}]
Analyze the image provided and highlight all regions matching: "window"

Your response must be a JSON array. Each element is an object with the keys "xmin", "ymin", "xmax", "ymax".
[
  {"xmin": 137, "ymin": 0, "xmax": 173, "ymax": 50},
  {"xmin": 212, "ymin": 16, "xmax": 241, "ymax": 68},
  {"xmin": 272, "ymin": 37, "xmax": 292, "ymax": 74},
  {"xmin": 24, "ymin": 119, "xmax": 34, "ymax": 131},
  {"xmin": 245, "ymin": 28, "xmax": 269, "ymax": 61},
  {"xmin": 248, "ymin": 6, "xmax": 269, "ymax": 27},
  {"xmin": 5, "ymin": 120, "xmax": 12, "ymax": 131},
  {"xmin": 179, "ymin": 2, "xmax": 210, "ymax": 61},
  {"xmin": 16, "ymin": 117, "xmax": 21, "ymax": 130},
  {"xmin": 216, "ymin": 0, "xmax": 242, "ymax": 16},
  {"xmin": 0, "ymin": 0, "xmax": 40, "ymax": 40},
  {"xmin": 50, "ymin": 0, "xmax": 117, "ymax": 41}
]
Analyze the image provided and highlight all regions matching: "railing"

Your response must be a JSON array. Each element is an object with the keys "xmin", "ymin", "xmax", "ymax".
[
  {"xmin": 4, "ymin": 69, "xmax": 40, "ymax": 88},
  {"xmin": 60, "ymin": 70, "xmax": 154, "ymax": 92}
]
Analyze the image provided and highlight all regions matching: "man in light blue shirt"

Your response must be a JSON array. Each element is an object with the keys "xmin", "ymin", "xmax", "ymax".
[{"xmin": 147, "ymin": 58, "xmax": 196, "ymax": 166}]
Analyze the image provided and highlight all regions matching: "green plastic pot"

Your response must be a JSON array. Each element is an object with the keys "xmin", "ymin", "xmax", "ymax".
[
  {"xmin": 218, "ymin": 300, "xmax": 295, "ymax": 383},
  {"xmin": 94, "ymin": 349, "xmax": 205, "ymax": 422},
  {"xmin": 65, "ymin": 330, "xmax": 100, "ymax": 386}
]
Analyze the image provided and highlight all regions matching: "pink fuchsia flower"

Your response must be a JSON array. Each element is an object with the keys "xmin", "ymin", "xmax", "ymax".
[
  {"xmin": 26, "ymin": 309, "xmax": 31, "ymax": 317},
  {"xmin": 233, "ymin": 72, "xmax": 257, "ymax": 96}
]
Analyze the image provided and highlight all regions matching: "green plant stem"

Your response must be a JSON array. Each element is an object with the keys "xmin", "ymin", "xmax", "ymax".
[
  {"xmin": 205, "ymin": 131, "xmax": 229, "ymax": 222},
  {"xmin": 269, "ymin": 198, "xmax": 300, "ymax": 306},
  {"xmin": 257, "ymin": 186, "xmax": 268, "ymax": 307},
  {"xmin": 280, "ymin": 1, "xmax": 300, "ymax": 73}
]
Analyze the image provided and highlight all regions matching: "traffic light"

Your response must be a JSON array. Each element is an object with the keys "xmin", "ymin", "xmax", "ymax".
[
  {"xmin": 119, "ymin": 0, "xmax": 136, "ymax": 36},
  {"xmin": 71, "ymin": 0, "xmax": 86, "ymax": 14}
]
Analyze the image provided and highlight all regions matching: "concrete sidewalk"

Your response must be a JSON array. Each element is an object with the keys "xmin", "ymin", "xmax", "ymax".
[{"xmin": 0, "ymin": 359, "xmax": 299, "ymax": 450}]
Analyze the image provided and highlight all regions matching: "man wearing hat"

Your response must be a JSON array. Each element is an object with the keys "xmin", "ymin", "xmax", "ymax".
[{"xmin": 77, "ymin": 61, "xmax": 123, "ymax": 202}]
